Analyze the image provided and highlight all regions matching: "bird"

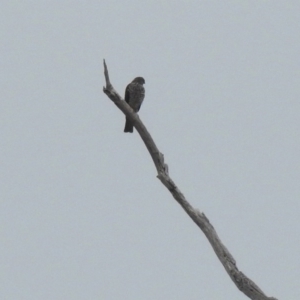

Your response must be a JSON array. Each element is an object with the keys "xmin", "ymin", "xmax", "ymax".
[{"xmin": 124, "ymin": 77, "xmax": 145, "ymax": 133}]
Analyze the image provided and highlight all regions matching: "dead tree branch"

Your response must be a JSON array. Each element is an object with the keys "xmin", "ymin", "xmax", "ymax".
[{"xmin": 102, "ymin": 60, "xmax": 278, "ymax": 300}]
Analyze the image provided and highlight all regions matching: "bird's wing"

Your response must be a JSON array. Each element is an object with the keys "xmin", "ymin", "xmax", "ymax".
[
  {"xmin": 136, "ymin": 86, "xmax": 145, "ymax": 112},
  {"xmin": 125, "ymin": 84, "xmax": 131, "ymax": 104}
]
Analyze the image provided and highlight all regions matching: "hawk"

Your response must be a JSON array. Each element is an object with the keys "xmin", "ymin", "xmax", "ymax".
[{"xmin": 124, "ymin": 77, "xmax": 145, "ymax": 133}]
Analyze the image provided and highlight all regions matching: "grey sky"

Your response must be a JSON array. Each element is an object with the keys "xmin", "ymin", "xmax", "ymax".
[{"xmin": 1, "ymin": 1, "xmax": 299, "ymax": 299}]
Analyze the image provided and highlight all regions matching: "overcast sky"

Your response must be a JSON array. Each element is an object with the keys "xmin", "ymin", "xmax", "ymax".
[{"xmin": 1, "ymin": 1, "xmax": 299, "ymax": 299}]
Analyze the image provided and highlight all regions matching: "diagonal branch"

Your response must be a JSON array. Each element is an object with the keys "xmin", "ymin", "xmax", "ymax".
[{"xmin": 102, "ymin": 60, "xmax": 278, "ymax": 300}]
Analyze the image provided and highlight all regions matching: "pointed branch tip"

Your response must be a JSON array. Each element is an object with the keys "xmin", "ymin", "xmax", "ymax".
[{"xmin": 103, "ymin": 59, "xmax": 111, "ymax": 89}]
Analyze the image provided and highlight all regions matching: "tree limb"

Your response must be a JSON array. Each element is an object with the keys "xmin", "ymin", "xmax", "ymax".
[{"xmin": 102, "ymin": 60, "xmax": 278, "ymax": 300}]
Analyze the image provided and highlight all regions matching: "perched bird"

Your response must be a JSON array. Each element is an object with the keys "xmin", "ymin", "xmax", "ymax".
[{"xmin": 124, "ymin": 77, "xmax": 145, "ymax": 133}]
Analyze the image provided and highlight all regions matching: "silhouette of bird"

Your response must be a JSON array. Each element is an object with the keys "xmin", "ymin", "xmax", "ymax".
[{"xmin": 124, "ymin": 77, "xmax": 145, "ymax": 133}]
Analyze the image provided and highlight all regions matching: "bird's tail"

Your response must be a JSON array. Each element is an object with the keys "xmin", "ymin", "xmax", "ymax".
[{"xmin": 124, "ymin": 117, "xmax": 134, "ymax": 133}]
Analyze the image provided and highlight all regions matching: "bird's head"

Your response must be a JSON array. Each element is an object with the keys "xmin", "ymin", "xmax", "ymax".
[{"xmin": 132, "ymin": 77, "xmax": 145, "ymax": 85}]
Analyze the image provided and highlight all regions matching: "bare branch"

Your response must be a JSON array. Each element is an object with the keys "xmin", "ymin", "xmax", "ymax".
[{"xmin": 102, "ymin": 60, "xmax": 278, "ymax": 300}]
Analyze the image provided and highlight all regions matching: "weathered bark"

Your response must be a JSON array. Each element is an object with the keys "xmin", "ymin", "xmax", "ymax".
[{"xmin": 102, "ymin": 60, "xmax": 278, "ymax": 300}]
